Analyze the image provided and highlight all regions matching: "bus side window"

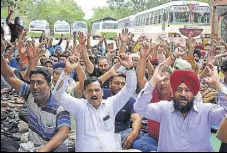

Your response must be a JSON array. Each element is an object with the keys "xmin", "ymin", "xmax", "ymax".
[{"xmin": 150, "ymin": 13, "xmax": 153, "ymax": 25}]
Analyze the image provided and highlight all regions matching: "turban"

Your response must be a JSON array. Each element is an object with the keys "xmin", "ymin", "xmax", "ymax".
[
  {"xmin": 52, "ymin": 62, "xmax": 65, "ymax": 70},
  {"xmin": 170, "ymin": 70, "xmax": 200, "ymax": 96},
  {"xmin": 174, "ymin": 59, "xmax": 192, "ymax": 70}
]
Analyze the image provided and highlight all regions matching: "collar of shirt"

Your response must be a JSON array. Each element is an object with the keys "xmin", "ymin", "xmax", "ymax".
[{"xmin": 170, "ymin": 101, "xmax": 199, "ymax": 113}]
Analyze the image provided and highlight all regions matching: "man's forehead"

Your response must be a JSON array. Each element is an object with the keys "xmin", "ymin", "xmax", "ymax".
[{"xmin": 178, "ymin": 83, "xmax": 190, "ymax": 88}]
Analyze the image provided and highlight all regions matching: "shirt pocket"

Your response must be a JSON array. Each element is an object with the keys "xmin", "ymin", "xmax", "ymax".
[
  {"xmin": 186, "ymin": 125, "xmax": 204, "ymax": 142},
  {"xmin": 103, "ymin": 117, "xmax": 114, "ymax": 131},
  {"xmin": 40, "ymin": 113, "xmax": 56, "ymax": 128}
]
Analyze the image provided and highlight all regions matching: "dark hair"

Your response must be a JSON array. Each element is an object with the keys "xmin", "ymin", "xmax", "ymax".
[
  {"xmin": 97, "ymin": 56, "xmax": 108, "ymax": 65},
  {"xmin": 84, "ymin": 77, "xmax": 102, "ymax": 90},
  {"xmin": 110, "ymin": 73, "xmax": 126, "ymax": 82},
  {"xmin": 53, "ymin": 67, "xmax": 64, "ymax": 76},
  {"xmin": 29, "ymin": 67, "xmax": 52, "ymax": 84},
  {"xmin": 49, "ymin": 55, "xmax": 58, "ymax": 59},
  {"xmin": 193, "ymin": 49, "xmax": 202, "ymax": 59},
  {"xmin": 221, "ymin": 60, "xmax": 227, "ymax": 73}
]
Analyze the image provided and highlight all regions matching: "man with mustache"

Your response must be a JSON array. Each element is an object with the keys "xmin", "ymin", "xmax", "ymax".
[
  {"xmin": 1, "ymin": 41, "xmax": 71, "ymax": 152},
  {"xmin": 53, "ymin": 53, "xmax": 137, "ymax": 152},
  {"xmin": 134, "ymin": 63, "xmax": 227, "ymax": 152},
  {"xmin": 103, "ymin": 73, "xmax": 142, "ymax": 150}
]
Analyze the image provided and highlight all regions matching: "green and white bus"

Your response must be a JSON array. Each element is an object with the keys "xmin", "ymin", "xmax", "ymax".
[
  {"xmin": 28, "ymin": 20, "xmax": 50, "ymax": 38},
  {"xmin": 54, "ymin": 20, "xmax": 70, "ymax": 39},
  {"xmin": 92, "ymin": 20, "xmax": 118, "ymax": 40},
  {"xmin": 71, "ymin": 21, "xmax": 88, "ymax": 36}
]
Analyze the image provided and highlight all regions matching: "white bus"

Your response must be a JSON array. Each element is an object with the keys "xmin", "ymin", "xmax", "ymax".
[
  {"xmin": 92, "ymin": 20, "xmax": 118, "ymax": 40},
  {"xmin": 132, "ymin": 1, "xmax": 210, "ymax": 42},
  {"xmin": 118, "ymin": 15, "xmax": 136, "ymax": 34},
  {"xmin": 71, "ymin": 21, "xmax": 88, "ymax": 36},
  {"xmin": 54, "ymin": 20, "xmax": 70, "ymax": 39},
  {"xmin": 28, "ymin": 20, "xmax": 50, "ymax": 38}
]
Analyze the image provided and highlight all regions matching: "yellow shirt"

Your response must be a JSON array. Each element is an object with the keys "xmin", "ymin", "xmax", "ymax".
[
  {"xmin": 219, "ymin": 72, "xmax": 225, "ymax": 78},
  {"xmin": 133, "ymin": 43, "xmax": 141, "ymax": 52}
]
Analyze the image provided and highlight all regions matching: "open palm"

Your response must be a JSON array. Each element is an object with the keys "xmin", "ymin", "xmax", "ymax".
[{"xmin": 118, "ymin": 53, "xmax": 133, "ymax": 68}]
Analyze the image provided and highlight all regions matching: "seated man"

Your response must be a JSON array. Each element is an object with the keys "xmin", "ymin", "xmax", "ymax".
[
  {"xmin": 1, "ymin": 52, "xmax": 71, "ymax": 152},
  {"xmin": 134, "ymin": 63, "xmax": 227, "ymax": 152},
  {"xmin": 103, "ymin": 73, "xmax": 142, "ymax": 150},
  {"xmin": 53, "ymin": 53, "xmax": 137, "ymax": 152}
]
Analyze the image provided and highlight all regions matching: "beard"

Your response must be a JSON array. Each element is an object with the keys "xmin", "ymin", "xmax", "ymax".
[{"xmin": 173, "ymin": 96, "xmax": 194, "ymax": 114}]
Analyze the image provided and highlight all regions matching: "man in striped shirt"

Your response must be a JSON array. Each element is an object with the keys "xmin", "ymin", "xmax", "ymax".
[{"xmin": 1, "ymin": 51, "xmax": 71, "ymax": 152}]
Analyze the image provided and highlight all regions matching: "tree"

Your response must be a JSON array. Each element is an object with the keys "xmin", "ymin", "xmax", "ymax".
[{"xmin": 15, "ymin": 0, "xmax": 85, "ymax": 29}]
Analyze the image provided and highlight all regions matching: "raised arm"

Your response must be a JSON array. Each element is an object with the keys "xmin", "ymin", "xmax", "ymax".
[
  {"xmin": 73, "ymin": 65, "xmax": 86, "ymax": 96},
  {"xmin": 1, "ymin": 39, "xmax": 22, "ymax": 92},
  {"xmin": 119, "ymin": 28, "xmax": 131, "ymax": 54},
  {"xmin": 134, "ymin": 63, "xmax": 168, "ymax": 120},
  {"xmin": 24, "ymin": 41, "xmax": 45, "ymax": 81},
  {"xmin": 137, "ymin": 42, "xmax": 153, "ymax": 89},
  {"xmin": 6, "ymin": 10, "xmax": 14, "ymax": 25},
  {"xmin": 53, "ymin": 56, "xmax": 83, "ymax": 115},
  {"xmin": 107, "ymin": 53, "xmax": 137, "ymax": 116},
  {"xmin": 99, "ymin": 63, "xmax": 121, "ymax": 84},
  {"xmin": 79, "ymin": 32, "xmax": 95, "ymax": 74},
  {"xmin": 204, "ymin": 68, "xmax": 227, "ymax": 125}
]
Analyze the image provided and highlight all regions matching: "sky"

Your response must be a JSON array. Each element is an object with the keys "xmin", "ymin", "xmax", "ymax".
[{"xmin": 74, "ymin": 0, "xmax": 108, "ymax": 19}]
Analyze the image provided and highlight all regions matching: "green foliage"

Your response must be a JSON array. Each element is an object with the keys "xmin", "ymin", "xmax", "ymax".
[
  {"xmin": 1, "ymin": 8, "xmax": 8, "ymax": 19},
  {"xmin": 1, "ymin": 0, "xmax": 85, "ymax": 29}
]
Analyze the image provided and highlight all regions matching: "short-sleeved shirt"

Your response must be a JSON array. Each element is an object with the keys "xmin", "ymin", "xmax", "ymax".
[
  {"xmin": 19, "ymin": 82, "xmax": 71, "ymax": 145},
  {"xmin": 8, "ymin": 23, "xmax": 24, "ymax": 42},
  {"xmin": 103, "ymin": 89, "xmax": 136, "ymax": 133}
]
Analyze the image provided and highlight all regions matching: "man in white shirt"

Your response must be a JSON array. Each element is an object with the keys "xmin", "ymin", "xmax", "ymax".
[{"xmin": 53, "ymin": 53, "xmax": 137, "ymax": 152}]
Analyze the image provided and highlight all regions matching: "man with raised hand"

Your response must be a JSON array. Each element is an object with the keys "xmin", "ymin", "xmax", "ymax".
[
  {"xmin": 53, "ymin": 53, "xmax": 137, "ymax": 152},
  {"xmin": 134, "ymin": 63, "xmax": 227, "ymax": 152}
]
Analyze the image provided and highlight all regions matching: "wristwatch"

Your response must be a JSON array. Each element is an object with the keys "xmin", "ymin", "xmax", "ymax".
[{"xmin": 126, "ymin": 66, "xmax": 134, "ymax": 71}]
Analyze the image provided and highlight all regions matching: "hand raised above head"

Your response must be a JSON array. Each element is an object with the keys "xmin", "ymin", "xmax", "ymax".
[
  {"xmin": 118, "ymin": 53, "xmax": 133, "ymax": 69},
  {"xmin": 65, "ymin": 55, "xmax": 80, "ymax": 74}
]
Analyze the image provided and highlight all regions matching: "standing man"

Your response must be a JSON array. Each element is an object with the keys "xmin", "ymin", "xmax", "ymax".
[
  {"xmin": 6, "ymin": 10, "xmax": 24, "ymax": 43},
  {"xmin": 53, "ymin": 53, "xmax": 137, "ymax": 152}
]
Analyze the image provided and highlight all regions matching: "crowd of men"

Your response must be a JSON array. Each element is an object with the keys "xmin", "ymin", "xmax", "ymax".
[{"xmin": 1, "ymin": 10, "xmax": 227, "ymax": 152}]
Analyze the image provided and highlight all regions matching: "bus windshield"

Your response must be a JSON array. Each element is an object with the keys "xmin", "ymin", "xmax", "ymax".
[
  {"xmin": 55, "ymin": 24, "xmax": 70, "ymax": 32},
  {"xmin": 169, "ymin": 6, "xmax": 210, "ymax": 24},
  {"xmin": 73, "ymin": 22, "xmax": 87, "ymax": 29},
  {"xmin": 30, "ymin": 22, "xmax": 45, "ymax": 31},
  {"xmin": 102, "ymin": 23, "xmax": 118, "ymax": 29}
]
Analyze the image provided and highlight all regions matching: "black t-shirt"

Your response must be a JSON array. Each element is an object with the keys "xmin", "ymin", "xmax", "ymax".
[
  {"xmin": 8, "ymin": 23, "xmax": 24, "ymax": 42},
  {"xmin": 103, "ymin": 89, "xmax": 136, "ymax": 133},
  {"xmin": 88, "ymin": 67, "xmax": 110, "ymax": 88}
]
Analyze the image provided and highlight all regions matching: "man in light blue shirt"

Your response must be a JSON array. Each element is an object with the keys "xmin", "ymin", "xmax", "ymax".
[{"xmin": 134, "ymin": 64, "xmax": 227, "ymax": 152}]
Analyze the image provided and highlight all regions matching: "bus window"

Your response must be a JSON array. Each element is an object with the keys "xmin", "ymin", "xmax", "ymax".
[
  {"xmin": 146, "ymin": 14, "xmax": 149, "ymax": 25},
  {"xmin": 194, "ymin": 12, "xmax": 210, "ymax": 24},
  {"xmin": 92, "ymin": 23, "xmax": 100, "ymax": 30},
  {"xmin": 102, "ymin": 23, "xmax": 118, "ymax": 29},
  {"xmin": 30, "ymin": 22, "xmax": 45, "ymax": 30},
  {"xmin": 55, "ymin": 24, "xmax": 70, "ymax": 32},
  {"xmin": 150, "ymin": 13, "xmax": 153, "ymax": 25}
]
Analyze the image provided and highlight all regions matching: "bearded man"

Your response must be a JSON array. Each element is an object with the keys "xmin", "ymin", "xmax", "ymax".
[{"xmin": 134, "ymin": 64, "xmax": 227, "ymax": 152}]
